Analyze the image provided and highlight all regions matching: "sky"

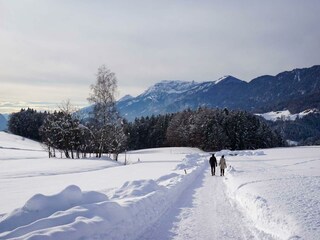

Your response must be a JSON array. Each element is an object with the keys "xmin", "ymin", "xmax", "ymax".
[{"xmin": 0, "ymin": 0, "xmax": 320, "ymax": 114}]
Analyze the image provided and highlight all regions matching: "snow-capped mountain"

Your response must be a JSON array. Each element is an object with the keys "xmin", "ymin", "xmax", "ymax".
[
  {"xmin": 142, "ymin": 80, "xmax": 199, "ymax": 97},
  {"xmin": 118, "ymin": 94, "xmax": 134, "ymax": 103},
  {"xmin": 117, "ymin": 76, "xmax": 248, "ymax": 120},
  {"xmin": 117, "ymin": 65, "xmax": 320, "ymax": 121}
]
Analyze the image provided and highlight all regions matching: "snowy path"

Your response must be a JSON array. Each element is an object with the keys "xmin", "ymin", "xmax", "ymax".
[{"xmin": 139, "ymin": 168, "xmax": 274, "ymax": 240}]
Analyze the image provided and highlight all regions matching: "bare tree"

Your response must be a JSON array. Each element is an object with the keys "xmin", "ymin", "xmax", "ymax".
[
  {"xmin": 58, "ymin": 99, "xmax": 78, "ymax": 116},
  {"xmin": 87, "ymin": 65, "xmax": 126, "ymax": 158},
  {"xmin": 88, "ymin": 65, "xmax": 118, "ymax": 125}
]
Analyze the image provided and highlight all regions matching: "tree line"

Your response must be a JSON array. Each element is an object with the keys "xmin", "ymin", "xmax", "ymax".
[
  {"xmin": 125, "ymin": 108, "xmax": 284, "ymax": 151},
  {"xmin": 8, "ymin": 108, "xmax": 48, "ymax": 141},
  {"xmin": 9, "ymin": 106, "xmax": 284, "ymax": 157}
]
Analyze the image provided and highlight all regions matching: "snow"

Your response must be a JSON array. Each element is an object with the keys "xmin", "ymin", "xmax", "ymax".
[
  {"xmin": 294, "ymin": 70, "xmax": 301, "ymax": 82},
  {"xmin": 0, "ymin": 132, "xmax": 320, "ymax": 239},
  {"xmin": 195, "ymin": 82, "xmax": 215, "ymax": 92},
  {"xmin": 118, "ymin": 94, "xmax": 134, "ymax": 102},
  {"xmin": 140, "ymin": 80, "xmax": 199, "ymax": 97},
  {"xmin": 0, "ymin": 132, "xmax": 43, "ymax": 150},
  {"xmin": 287, "ymin": 140, "xmax": 299, "ymax": 146},
  {"xmin": 214, "ymin": 75, "xmax": 230, "ymax": 84},
  {"xmin": 255, "ymin": 109, "xmax": 318, "ymax": 122},
  {"xmin": 222, "ymin": 147, "xmax": 320, "ymax": 239}
]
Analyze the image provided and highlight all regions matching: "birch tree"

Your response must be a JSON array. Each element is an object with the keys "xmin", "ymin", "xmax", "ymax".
[{"xmin": 87, "ymin": 65, "xmax": 126, "ymax": 158}]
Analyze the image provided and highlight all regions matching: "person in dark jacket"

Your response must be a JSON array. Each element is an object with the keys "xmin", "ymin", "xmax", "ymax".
[{"xmin": 209, "ymin": 154, "xmax": 217, "ymax": 176}]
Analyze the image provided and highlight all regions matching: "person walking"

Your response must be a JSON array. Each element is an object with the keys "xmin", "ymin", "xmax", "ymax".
[
  {"xmin": 209, "ymin": 154, "xmax": 217, "ymax": 176},
  {"xmin": 219, "ymin": 155, "xmax": 227, "ymax": 176}
]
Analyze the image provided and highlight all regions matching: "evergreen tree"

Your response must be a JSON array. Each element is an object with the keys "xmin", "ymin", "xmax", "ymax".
[
  {"xmin": 8, "ymin": 108, "xmax": 47, "ymax": 141},
  {"xmin": 40, "ymin": 111, "xmax": 82, "ymax": 158}
]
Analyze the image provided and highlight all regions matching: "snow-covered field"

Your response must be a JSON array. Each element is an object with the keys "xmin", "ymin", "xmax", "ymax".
[{"xmin": 0, "ymin": 131, "xmax": 319, "ymax": 239}]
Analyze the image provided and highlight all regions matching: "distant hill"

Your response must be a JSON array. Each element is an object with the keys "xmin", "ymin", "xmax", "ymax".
[
  {"xmin": 117, "ymin": 65, "xmax": 320, "ymax": 121},
  {"xmin": 0, "ymin": 114, "xmax": 8, "ymax": 131}
]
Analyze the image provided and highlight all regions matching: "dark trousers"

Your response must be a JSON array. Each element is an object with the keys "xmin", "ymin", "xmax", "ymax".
[
  {"xmin": 210, "ymin": 166, "xmax": 216, "ymax": 176},
  {"xmin": 220, "ymin": 168, "xmax": 225, "ymax": 176}
]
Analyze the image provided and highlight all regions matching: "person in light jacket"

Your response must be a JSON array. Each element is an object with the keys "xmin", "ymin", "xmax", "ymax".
[{"xmin": 219, "ymin": 155, "xmax": 227, "ymax": 176}]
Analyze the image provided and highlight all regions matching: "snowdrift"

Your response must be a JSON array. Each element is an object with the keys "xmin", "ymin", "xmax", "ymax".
[
  {"xmin": 0, "ymin": 153, "xmax": 207, "ymax": 240},
  {"xmin": 219, "ymin": 147, "xmax": 320, "ymax": 240}
]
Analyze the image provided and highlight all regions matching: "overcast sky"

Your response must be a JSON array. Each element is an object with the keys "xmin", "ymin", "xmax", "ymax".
[{"xmin": 1, "ymin": 0, "xmax": 320, "ymax": 113}]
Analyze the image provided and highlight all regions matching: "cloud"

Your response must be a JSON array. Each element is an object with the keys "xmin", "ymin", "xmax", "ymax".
[
  {"xmin": 0, "ymin": 101, "xmax": 54, "ymax": 114},
  {"xmin": 0, "ymin": 0, "xmax": 320, "ymax": 113},
  {"xmin": 0, "ymin": 100, "xmax": 88, "ymax": 115},
  {"xmin": 0, "ymin": 82, "xmax": 88, "ymax": 114}
]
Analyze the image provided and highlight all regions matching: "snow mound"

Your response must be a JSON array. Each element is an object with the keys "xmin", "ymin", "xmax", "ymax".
[
  {"xmin": 0, "ymin": 152, "xmax": 208, "ymax": 240},
  {"xmin": 157, "ymin": 172, "xmax": 180, "ymax": 182},
  {"xmin": 175, "ymin": 153, "xmax": 204, "ymax": 170},
  {"xmin": 223, "ymin": 147, "xmax": 320, "ymax": 239},
  {"xmin": 215, "ymin": 149, "xmax": 265, "ymax": 157},
  {"xmin": 24, "ymin": 185, "xmax": 107, "ymax": 212},
  {"xmin": 112, "ymin": 180, "xmax": 164, "ymax": 199},
  {"xmin": 0, "ymin": 185, "xmax": 108, "ymax": 233},
  {"xmin": 227, "ymin": 165, "xmax": 237, "ymax": 174},
  {"xmin": 233, "ymin": 192, "xmax": 297, "ymax": 239},
  {"xmin": 25, "ymin": 185, "xmax": 80, "ymax": 211}
]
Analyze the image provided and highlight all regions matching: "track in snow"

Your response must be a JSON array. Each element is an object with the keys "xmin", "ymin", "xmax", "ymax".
[{"xmin": 138, "ymin": 168, "xmax": 276, "ymax": 240}]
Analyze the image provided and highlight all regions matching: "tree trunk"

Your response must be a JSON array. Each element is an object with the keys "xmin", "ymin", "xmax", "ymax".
[
  {"xmin": 48, "ymin": 146, "xmax": 51, "ymax": 158},
  {"xmin": 65, "ymin": 150, "xmax": 70, "ymax": 158}
]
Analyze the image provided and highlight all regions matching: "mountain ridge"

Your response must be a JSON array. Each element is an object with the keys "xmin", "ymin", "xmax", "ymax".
[{"xmin": 117, "ymin": 65, "xmax": 320, "ymax": 121}]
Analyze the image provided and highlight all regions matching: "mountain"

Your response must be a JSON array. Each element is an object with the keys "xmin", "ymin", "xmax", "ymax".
[
  {"xmin": 246, "ymin": 65, "xmax": 320, "ymax": 112},
  {"xmin": 0, "ymin": 114, "xmax": 8, "ymax": 131},
  {"xmin": 118, "ymin": 94, "xmax": 134, "ymax": 102},
  {"xmin": 116, "ymin": 76, "xmax": 250, "ymax": 120},
  {"xmin": 117, "ymin": 80, "xmax": 200, "ymax": 120},
  {"xmin": 116, "ymin": 65, "xmax": 320, "ymax": 121}
]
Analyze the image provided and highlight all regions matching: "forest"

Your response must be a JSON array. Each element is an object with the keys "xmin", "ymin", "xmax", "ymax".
[
  {"xmin": 266, "ymin": 112, "xmax": 320, "ymax": 145},
  {"xmin": 8, "ymin": 106, "xmax": 285, "ymax": 159}
]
